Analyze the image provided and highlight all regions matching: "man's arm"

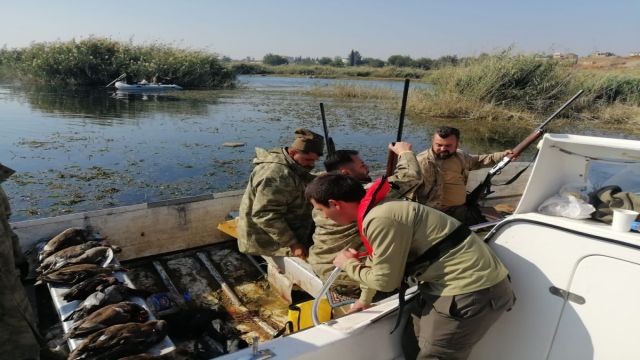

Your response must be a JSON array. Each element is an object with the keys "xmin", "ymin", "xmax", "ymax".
[
  {"xmin": 468, "ymin": 150, "xmax": 513, "ymax": 170},
  {"xmin": 251, "ymin": 176, "xmax": 300, "ymax": 248},
  {"xmin": 337, "ymin": 217, "xmax": 413, "ymax": 305},
  {"xmin": 387, "ymin": 142, "xmax": 422, "ymax": 197}
]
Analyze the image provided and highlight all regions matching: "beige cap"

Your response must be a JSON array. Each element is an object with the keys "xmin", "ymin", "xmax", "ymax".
[{"xmin": 290, "ymin": 128, "xmax": 324, "ymax": 156}]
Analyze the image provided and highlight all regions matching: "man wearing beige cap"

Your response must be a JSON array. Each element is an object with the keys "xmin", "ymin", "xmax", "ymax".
[{"xmin": 238, "ymin": 128, "xmax": 324, "ymax": 258}]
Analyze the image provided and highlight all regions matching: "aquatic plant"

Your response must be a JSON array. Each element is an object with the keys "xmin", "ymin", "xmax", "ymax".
[{"xmin": 0, "ymin": 37, "xmax": 235, "ymax": 88}]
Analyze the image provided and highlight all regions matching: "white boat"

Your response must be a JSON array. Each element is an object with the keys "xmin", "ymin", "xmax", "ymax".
[
  {"xmin": 219, "ymin": 133, "xmax": 640, "ymax": 359},
  {"xmin": 13, "ymin": 133, "xmax": 640, "ymax": 359},
  {"xmin": 114, "ymin": 81, "xmax": 183, "ymax": 91}
]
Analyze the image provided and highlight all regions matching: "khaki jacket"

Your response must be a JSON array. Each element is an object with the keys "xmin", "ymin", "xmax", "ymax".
[
  {"xmin": 415, "ymin": 148, "xmax": 506, "ymax": 209},
  {"xmin": 308, "ymin": 151, "xmax": 422, "ymax": 287},
  {"xmin": 342, "ymin": 199, "xmax": 509, "ymax": 304},
  {"xmin": 0, "ymin": 168, "xmax": 40, "ymax": 359},
  {"xmin": 237, "ymin": 148, "xmax": 316, "ymax": 256}
]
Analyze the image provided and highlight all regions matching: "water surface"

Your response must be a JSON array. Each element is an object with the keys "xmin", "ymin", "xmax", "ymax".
[{"xmin": 0, "ymin": 75, "xmax": 626, "ymax": 220}]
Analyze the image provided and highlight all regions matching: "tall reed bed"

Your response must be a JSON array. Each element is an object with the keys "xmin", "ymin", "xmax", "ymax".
[
  {"xmin": 412, "ymin": 53, "xmax": 640, "ymax": 130},
  {"xmin": 0, "ymin": 38, "xmax": 235, "ymax": 88}
]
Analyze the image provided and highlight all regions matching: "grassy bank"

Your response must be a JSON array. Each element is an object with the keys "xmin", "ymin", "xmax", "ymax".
[
  {"xmin": 416, "ymin": 54, "xmax": 640, "ymax": 132},
  {"xmin": 0, "ymin": 38, "xmax": 235, "ymax": 88},
  {"xmin": 307, "ymin": 53, "xmax": 640, "ymax": 135},
  {"xmin": 231, "ymin": 62, "xmax": 428, "ymax": 80}
]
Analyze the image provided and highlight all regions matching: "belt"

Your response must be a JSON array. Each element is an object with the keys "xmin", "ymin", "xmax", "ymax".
[{"xmin": 390, "ymin": 224, "xmax": 471, "ymax": 334}]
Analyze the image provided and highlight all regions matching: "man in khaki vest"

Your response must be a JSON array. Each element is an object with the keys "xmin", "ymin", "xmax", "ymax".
[
  {"xmin": 416, "ymin": 126, "xmax": 513, "ymax": 225},
  {"xmin": 306, "ymin": 173, "xmax": 515, "ymax": 359},
  {"xmin": 0, "ymin": 163, "xmax": 41, "ymax": 360},
  {"xmin": 237, "ymin": 128, "xmax": 324, "ymax": 258}
]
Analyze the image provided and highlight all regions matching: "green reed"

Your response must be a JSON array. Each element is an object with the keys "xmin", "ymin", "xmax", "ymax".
[{"xmin": 0, "ymin": 37, "xmax": 235, "ymax": 88}]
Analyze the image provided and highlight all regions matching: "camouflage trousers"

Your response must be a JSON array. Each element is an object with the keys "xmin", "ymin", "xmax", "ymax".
[{"xmin": 0, "ymin": 274, "xmax": 40, "ymax": 360}]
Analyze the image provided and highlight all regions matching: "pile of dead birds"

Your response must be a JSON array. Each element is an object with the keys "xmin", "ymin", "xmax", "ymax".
[
  {"xmin": 36, "ymin": 227, "xmax": 175, "ymax": 360},
  {"xmin": 36, "ymin": 227, "xmax": 250, "ymax": 359}
]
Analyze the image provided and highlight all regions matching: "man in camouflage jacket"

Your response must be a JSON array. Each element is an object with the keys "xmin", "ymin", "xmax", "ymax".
[
  {"xmin": 416, "ymin": 126, "xmax": 513, "ymax": 225},
  {"xmin": 308, "ymin": 142, "xmax": 422, "ymax": 295},
  {"xmin": 238, "ymin": 129, "xmax": 324, "ymax": 258},
  {"xmin": 0, "ymin": 163, "xmax": 41, "ymax": 359}
]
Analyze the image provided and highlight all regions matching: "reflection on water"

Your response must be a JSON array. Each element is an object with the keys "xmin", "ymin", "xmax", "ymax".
[{"xmin": 0, "ymin": 75, "xmax": 621, "ymax": 221}]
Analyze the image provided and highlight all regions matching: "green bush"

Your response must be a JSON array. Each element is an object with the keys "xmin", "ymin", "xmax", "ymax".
[
  {"xmin": 0, "ymin": 37, "xmax": 235, "ymax": 88},
  {"xmin": 229, "ymin": 62, "xmax": 270, "ymax": 75}
]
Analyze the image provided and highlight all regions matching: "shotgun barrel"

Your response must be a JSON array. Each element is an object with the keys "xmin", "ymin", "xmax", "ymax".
[
  {"xmin": 320, "ymin": 103, "xmax": 336, "ymax": 157},
  {"xmin": 385, "ymin": 79, "xmax": 410, "ymax": 177},
  {"xmin": 466, "ymin": 90, "xmax": 584, "ymax": 205}
]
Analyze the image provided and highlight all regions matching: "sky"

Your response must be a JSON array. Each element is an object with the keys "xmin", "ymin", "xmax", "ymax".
[{"xmin": 2, "ymin": 0, "xmax": 639, "ymax": 60}]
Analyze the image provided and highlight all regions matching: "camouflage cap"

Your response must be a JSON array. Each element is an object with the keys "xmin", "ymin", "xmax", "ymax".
[{"xmin": 291, "ymin": 128, "xmax": 324, "ymax": 156}]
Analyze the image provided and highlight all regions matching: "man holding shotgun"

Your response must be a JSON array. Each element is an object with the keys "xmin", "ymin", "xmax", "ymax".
[
  {"xmin": 308, "ymin": 83, "xmax": 422, "ymax": 296},
  {"xmin": 416, "ymin": 91, "xmax": 583, "ymax": 226},
  {"xmin": 415, "ymin": 126, "xmax": 514, "ymax": 226}
]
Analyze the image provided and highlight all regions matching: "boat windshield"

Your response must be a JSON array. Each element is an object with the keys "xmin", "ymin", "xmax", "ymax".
[{"xmin": 587, "ymin": 160, "xmax": 640, "ymax": 194}]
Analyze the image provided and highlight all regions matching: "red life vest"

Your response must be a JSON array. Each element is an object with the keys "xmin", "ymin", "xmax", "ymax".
[{"xmin": 357, "ymin": 177, "xmax": 390, "ymax": 257}]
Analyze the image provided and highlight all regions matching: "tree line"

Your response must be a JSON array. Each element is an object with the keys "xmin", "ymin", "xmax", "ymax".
[{"xmin": 261, "ymin": 49, "xmax": 476, "ymax": 69}]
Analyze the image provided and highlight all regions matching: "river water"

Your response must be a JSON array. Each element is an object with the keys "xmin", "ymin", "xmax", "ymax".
[{"xmin": 0, "ymin": 75, "xmax": 621, "ymax": 221}]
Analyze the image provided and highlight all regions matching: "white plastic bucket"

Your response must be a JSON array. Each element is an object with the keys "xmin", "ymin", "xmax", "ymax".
[{"xmin": 612, "ymin": 209, "xmax": 640, "ymax": 232}]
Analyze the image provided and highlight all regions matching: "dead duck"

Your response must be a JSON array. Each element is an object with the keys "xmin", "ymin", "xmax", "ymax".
[
  {"xmin": 36, "ymin": 264, "xmax": 124, "ymax": 285},
  {"xmin": 64, "ymin": 284, "xmax": 148, "ymax": 321},
  {"xmin": 68, "ymin": 320, "xmax": 168, "ymax": 360},
  {"xmin": 39, "ymin": 243, "xmax": 114, "ymax": 274},
  {"xmin": 38, "ymin": 227, "xmax": 88, "ymax": 261},
  {"xmin": 62, "ymin": 275, "xmax": 121, "ymax": 302},
  {"xmin": 66, "ymin": 301, "xmax": 149, "ymax": 339}
]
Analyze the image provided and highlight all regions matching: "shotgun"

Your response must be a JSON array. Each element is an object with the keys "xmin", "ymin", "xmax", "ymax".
[
  {"xmin": 466, "ymin": 89, "xmax": 584, "ymax": 205},
  {"xmin": 385, "ymin": 79, "xmax": 410, "ymax": 177},
  {"xmin": 320, "ymin": 103, "xmax": 336, "ymax": 157}
]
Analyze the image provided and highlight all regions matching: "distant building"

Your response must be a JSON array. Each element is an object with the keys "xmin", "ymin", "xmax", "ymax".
[
  {"xmin": 591, "ymin": 51, "xmax": 615, "ymax": 57},
  {"xmin": 629, "ymin": 52, "xmax": 640, "ymax": 57},
  {"xmin": 552, "ymin": 52, "xmax": 578, "ymax": 59}
]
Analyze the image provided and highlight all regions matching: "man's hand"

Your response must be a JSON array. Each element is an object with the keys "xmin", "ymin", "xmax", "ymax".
[
  {"xmin": 505, "ymin": 149, "xmax": 519, "ymax": 161},
  {"xmin": 348, "ymin": 299, "xmax": 371, "ymax": 314},
  {"xmin": 333, "ymin": 248, "xmax": 358, "ymax": 268},
  {"xmin": 389, "ymin": 141, "xmax": 412, "ymax": 155},
  {"xmin": 290, "ymin": 243, "xmax": 308, "ymax": 260}
]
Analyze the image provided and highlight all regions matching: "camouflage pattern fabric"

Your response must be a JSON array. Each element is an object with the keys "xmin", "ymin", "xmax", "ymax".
[
  {"xmin": 415, "ymin": 148, "xmax": 506, "ymax": 209},
  {"xmin": 237, "ymin": 148, "xmax": 316, "ymax": 256},
  {"xmin": 308, "ymin": 151, "xmax": 423, "ymax": 294},
  {"xmin": 0, "ymin": 168, "xmax": 40, "ymax": 360},
  {"xmin": 589, "ymin": 185, "xmax": 640, "ymax": 224}
]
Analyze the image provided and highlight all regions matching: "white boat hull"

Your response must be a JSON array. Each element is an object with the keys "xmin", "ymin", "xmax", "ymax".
[{"xmin": 114, "ymin": 81, "xmax": 182, "ymax": 91}]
